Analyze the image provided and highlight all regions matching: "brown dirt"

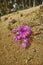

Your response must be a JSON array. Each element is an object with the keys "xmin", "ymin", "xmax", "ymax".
[{"xmin": 0, "ymin": 5, "xmax": 43, "ymax": 65}]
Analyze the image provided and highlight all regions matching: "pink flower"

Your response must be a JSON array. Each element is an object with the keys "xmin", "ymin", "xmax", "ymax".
[
  {"xmin": 20, "ymin": 38, "xmax": 28, "ymax": 48},
  {"xmin": 17, "ymin": 24, "xmax": 31, "ymax": 39},
  {"xmin": 17, "ymin": 24, "xmax": 30, "ymax": 37},
  {"xmin": 11, "ymin": 24, "xmax": 31, "ymax": 48}
]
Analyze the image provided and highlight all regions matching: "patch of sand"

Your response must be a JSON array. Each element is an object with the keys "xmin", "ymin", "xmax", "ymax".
[{"xmin": 0, "ymin": 5, "xmax": 43, "ymax": 65}]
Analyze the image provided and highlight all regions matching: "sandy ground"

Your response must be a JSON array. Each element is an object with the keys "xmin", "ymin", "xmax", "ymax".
[{"xmin": 0, "ymin": 5, "xmax": 43, "ymax": 65}]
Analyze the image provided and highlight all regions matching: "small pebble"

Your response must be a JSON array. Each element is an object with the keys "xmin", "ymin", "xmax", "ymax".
[
  {"xmin": 12, "ymin": 19, "xmax": 17, "ymax": 24},
  {"xmin": 4, "ymin": 17, "xmax": 8, "ymax": 20},
  {"xmin": 32, "ymin": 48, "xmax": 36, "ymax": 52},
  {"xmin": 8, "ymin": 34, "xmax": 11, "ymax": 37},
  {"xmin": 25, "ymin": 59, "xmax": 28, "ymax": 64},
  {"xmin": 20, "ymin": 14, "xmax": 23, "ymax": 17}
]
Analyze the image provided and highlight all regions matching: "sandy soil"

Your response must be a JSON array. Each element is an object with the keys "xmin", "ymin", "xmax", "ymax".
[{"xmin": 0, "ymin": 5, "xmax": 43, "ymax": 65}]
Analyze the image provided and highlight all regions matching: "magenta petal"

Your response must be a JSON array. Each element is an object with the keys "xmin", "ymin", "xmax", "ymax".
[
  {"xmin": 20, "ymin": 42, "xmax": 27, "ymax": 48},
  {"xmin": 16, "ymin": 32, "xmax": 26, "ymax": 38},
  {"xmin": 20, "ymin": 34, "xmax": 26, "ymax": 38},
  {"xmin": 23, "ymin": 38, "xmax": 28, "ymax": 43},
  {"xmin": 16, "ymin": 31, "xmax": 21, "ymax": 35},
  {"xmin": 10, "ymin": 28, "xmax": 17, "ymax": 34},
  {"xmin": 13, "ymin": 36, "xmax": 18, "ymax": 41},
  {"xmin": 20, "ymin": 38, "xmax": 28, "ymax": 48},
  {"xmin": 24, "ymin": 30, "xmax": 30, "ymax": 36},
  {"xmin": 13, "ymin": 35, "xmax": 21, "ymax": 41},
  {"xmin": 17, "ymin": 25, "xmax": 24, "ymax": 31}
]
